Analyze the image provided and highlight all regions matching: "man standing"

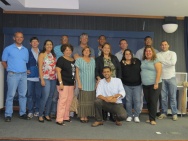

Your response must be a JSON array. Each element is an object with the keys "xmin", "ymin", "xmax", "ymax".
[
  {"xmin": 135, "ymin": 36, "xmax": 158, "ymax": 60},
  {"xmin": 157, "ymin": 40, "xmax": 178, "ymax": 121},
  {"xmin": 115, "ymin": 39, "xmax": 128, "ymax": 62},
  {"xmin": 54, "ymin": 35, "xmax": 69, "ymax": 59},
  {"xmin": 27, "ymin": 37, "xmax": 41, "ymax": 119},
  {"xmin": 97, "ymin": 35, "xmax": 106, "ymax": 56},
  {"xmin": 92, "ymin": 66, "xmax": 127, "ymax": 127},
  {"xmin": 50, "ymin": 35, "xmax": 69, "ymax": 118},
  {"xmin": 2, "ymin": 32, "xmax": 29, "ymax": 122},
  {"xmin": 73, "ymin": 33, "xmax": 95, "ymax": 60}
]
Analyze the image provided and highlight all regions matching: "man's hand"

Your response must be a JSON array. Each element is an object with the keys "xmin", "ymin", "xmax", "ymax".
[
  {"xmin": 114, "ymin": 94, "xmax": 122, "ymax": 98},
  {"xmin": 105, "ymin": 96, "xmax": 117, "ymax": 103},
  {"xmin": 27, "ymin": 70, "xmax": 31, "ymax": 75}
]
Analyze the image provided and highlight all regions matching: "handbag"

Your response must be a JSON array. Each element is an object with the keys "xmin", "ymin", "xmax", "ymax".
[{"xmin": 70, "ymin": 95, "xmax": 78, "ymax": 114}]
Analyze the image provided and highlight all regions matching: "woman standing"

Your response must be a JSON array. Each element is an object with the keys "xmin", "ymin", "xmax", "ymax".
[
  {"xmin": 95, "ymin": 42, "xmax": 121, "ymax": 121},
  {"xmin": 75, "ymin": 47, "xmax": 96, "ymax": 123},
  {"xmin": 38, "ymin": 40, "xmax": 56, "ymax": 122},
  {"xmin": 121, "ymin": 49, "xmax": 142, "ymax": 123},
  {"xmin": 56, "ymin": 44, "xmax": 75, "ymax": 125},
  {"xmin": 141, "ymin": 46, "xmax": 162, "ymax": 125}
]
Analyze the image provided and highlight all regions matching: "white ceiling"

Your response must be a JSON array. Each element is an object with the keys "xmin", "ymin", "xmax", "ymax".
[{"xmin": 1, "ymin": 0, "xmax": 188, "ymax": 18}]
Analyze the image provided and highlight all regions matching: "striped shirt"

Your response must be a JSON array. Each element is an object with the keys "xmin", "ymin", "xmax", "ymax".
[{"xmin": 75, "ymin": 57, "xmax": 95, "ymax": 91}]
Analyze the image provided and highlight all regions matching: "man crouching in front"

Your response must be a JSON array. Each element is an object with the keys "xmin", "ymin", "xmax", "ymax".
[{"xmin": 92, "ymin": 66, "xmax": 127, "ymax": 127}]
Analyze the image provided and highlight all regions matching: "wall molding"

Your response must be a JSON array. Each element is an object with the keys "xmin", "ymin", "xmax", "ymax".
[{"xmin": 3, "ymin": 11, "xmax": 184, "ymax": 20}]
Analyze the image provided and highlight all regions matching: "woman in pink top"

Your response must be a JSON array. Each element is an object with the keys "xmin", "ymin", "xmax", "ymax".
[{"xmin": 38, "ymin": 40, "xmax": 56, "ymax": 122}]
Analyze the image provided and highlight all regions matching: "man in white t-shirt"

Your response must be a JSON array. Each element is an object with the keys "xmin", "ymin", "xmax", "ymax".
[{"xmin": 157, "ymin": 40, "xmax": 178, "ymax": 121}]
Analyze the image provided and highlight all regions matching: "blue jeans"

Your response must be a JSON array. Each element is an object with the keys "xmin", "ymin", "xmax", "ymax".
[
  {"xmin": 5, "ymin": 72, "xmax": 27, "ymax": 117},
  {"xmin": 39, "ymin": 79, "xmax": 56, "ymax": 117},
  {"xmin": 27, "ymin": 80, "xmax": 42, "ymax": 113},
  {"xmin": 50, "ymin": 88, "xmax": 59, "ymax": 116},
  {"xmin": 124, "ymin": 85, "xmax": 142, "ymax": 117},
  {"xmin": 161, "ymin": 77, "xmax": 177, "ymax": 115}
]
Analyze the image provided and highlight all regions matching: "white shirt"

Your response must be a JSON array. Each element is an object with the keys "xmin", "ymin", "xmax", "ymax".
[
  {"xmin": 115, "ymin": 50, "xmax": 123, "ymax": 62},
  {"xmin": 135, "ymin": 47, "xmax": 159, "ymax": 60},
  {"xmin": 96, "ymin": 78, "xmax": 126, "ymax": 103},
  {"xmin": 157, "ymin": 50, "xmax": 177, "ymax": 79}
]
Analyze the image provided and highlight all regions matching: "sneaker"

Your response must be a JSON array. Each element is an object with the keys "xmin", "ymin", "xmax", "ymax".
[
  {"xmin": 172, "ymin": 115, "xmax": 178, "ymax": 121},
  {"xmin": 134, "ymin": 117, "xmax": 140, "ymax": 123},
  {"xmin": 27, "ymin": 113, "xmax": 33, "ymax": 119},
  {"xmin": 34, "ymin": 112, "xmax": 39, "ymax": 117},
  {"xmin": 126, "ymin": 117, "xmax": 132, "ymax": 122},
  {"xmin": 157, "ymin": 114, "xmax": 167, "ymax": 119},
  {"xmin": 5, "ymin": 116, "xmax": 11, "ymax": 122}
]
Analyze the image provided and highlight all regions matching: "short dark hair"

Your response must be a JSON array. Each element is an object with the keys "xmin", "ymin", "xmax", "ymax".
[
  {"xmin": 103, "ymin": 66, "xmax": 111, "ymax": 72},
  {"xmin": 144, "ymin": 36, "xmax": 152, "ymax": 41},
  {"xmin": 119, "ymin": 39, "xmax": 127, "ymax": 45},
  {"xmin": 61, "ymin": 44, "xmax": 73, "ymax": 53},
  {"xmin": 61, "ymin": 35, "xmax": 68, "ymax": 38},
  {"xmin": 98, "ymin": 35, "xmax": 106, "ymax": 40},
  {"xmin": 30, "ymin": 37, "xmax": 39, "ymax": 42},
  {"xmin": 161, "ymin": 40, "xmax": 169, "ymax": 44}
]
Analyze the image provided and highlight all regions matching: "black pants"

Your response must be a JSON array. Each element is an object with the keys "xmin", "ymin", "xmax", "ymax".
[
  {"xmin": 143, "ymin": 83, "xmax": 162, "ymax": 121},
  {"xmin": 94, "ymin": 98, "xmax": 127, "ymax": 121}
]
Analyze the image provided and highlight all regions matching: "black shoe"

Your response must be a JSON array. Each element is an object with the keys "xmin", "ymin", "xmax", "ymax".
[
  {"xmin": 5, "ymin": 116, "xmax": 11, "ymax": 122},
  {"xmin": 102, "ymin": 110, "xmax": 108, "ymax": 121},
  {"xmin": 80, "ymin": 119, "xmax": 85, "ymax": 123},
  {"xmin": 20, "ymin": 114, "xmax": 29, "ymax": 120},
  {"xmin": 50, "ymin": 114, "xmax": 56, "ymax": 119},
  {"xmin": 56, "ymin": 122, "xmax": 65, "ymax": 126},
  {"xmin": 156, "ymin": 112, "xmax": 161, "ymax": 117},
  {"xmin": 109, "ymin": 113, "xmax": 116, "ymax": 122},
  {"xmin": 64, "ymin": 119, "xmax": 72, "ymax": 122},
  {"xmin": 44, "ymin": 116, "xmax": 52, "ymax": 121}
]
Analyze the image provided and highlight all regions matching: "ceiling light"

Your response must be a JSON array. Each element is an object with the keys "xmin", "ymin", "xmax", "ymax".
[{"xmin": 162, "ymin": 17, "xmax": 178, "ymax": 33}]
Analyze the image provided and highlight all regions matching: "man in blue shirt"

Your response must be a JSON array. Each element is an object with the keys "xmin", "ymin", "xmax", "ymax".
[
  {"xmin": 26, "ymin": 37, "xmax": 41, "ymax": 119},
  {"xmin": 54, "ymin": 35, "xmax": 69, "ymax": 60},
  {"xmin": 2, "ymin": 32, "xmax": 29, "ymax": 122}
]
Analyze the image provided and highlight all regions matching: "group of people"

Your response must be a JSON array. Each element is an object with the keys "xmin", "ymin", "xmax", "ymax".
[{"xmin": 1, "ymin": 32, "xmax": 178, "ymax": 127}]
